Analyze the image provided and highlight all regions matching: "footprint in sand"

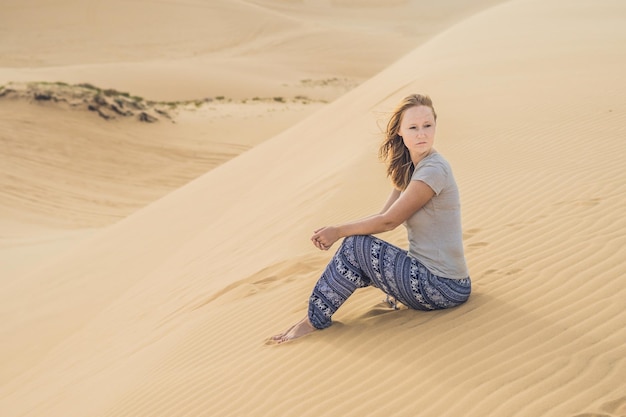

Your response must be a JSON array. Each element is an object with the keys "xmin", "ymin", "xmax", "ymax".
[
  {"xmin": 463, "ymin": 228, "xmax": 481, "ymax": 239},
  {"xmin": 468, "ymin": 241, "xmax": 489, "ymax": 249},
  {"xmin": 483, "ymin": 268, "xmax": 521, "ymax": 277}
]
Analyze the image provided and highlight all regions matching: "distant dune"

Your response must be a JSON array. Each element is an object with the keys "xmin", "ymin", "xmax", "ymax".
[{"xmin": 0, "ymin": 0, "xmax": 505, "ymax": 101}]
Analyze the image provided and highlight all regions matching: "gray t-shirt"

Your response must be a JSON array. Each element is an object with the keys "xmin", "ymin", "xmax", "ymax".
[{"xmin": 404, "ymin": 151, "xmax": 469, "ymax": 279}]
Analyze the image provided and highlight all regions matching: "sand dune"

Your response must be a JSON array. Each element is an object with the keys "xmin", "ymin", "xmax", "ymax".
[
  {"xmin": 1, "ymin": 0, "xmax": 626, "ymax": 416},
  {"xmin": 0, "ymin": 0, "xmax": 505, "ymax": 101}
]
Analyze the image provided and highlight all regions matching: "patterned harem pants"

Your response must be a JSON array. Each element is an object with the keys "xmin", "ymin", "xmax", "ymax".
[{"xmin": 308, "ymin": 234, "xmax": 471, "ymax": 329}]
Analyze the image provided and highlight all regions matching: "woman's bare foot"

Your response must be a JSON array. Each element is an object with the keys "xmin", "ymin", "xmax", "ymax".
[
  {"xmin": 268, "ymin": 318, "xmax": 302, "ymax": 342},
  {"xmin": 267, "ymin": 316, "xmax": 317, "ymax": 345}
]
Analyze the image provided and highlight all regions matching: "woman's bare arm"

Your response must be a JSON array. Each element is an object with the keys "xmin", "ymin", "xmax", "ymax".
[{"xmin": 312, "ymin": 181, "xmax": 434, "ymax": 250}]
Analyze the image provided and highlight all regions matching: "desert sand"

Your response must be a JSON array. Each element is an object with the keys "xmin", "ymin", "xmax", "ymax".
[{"xmin": 1, "ymin": 0, "xmax": 625, "ymax": 416}]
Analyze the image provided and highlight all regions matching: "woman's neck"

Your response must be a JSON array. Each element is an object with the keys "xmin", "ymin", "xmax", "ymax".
[{"xmin": 411, "ymin": 148, "xmax": 436, "ymax": 166}]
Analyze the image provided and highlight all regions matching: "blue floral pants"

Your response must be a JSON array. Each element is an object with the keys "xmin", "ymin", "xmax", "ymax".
[{"xmin": 308, "ymin": 235, "xmax": 471, "ymax": 329}]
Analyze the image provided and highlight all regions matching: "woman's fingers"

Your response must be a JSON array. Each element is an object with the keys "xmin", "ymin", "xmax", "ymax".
[
  {"xmin": 311, "ymin": 236, "xmax": 328, "ymax": 251},
  {"xmin": 312, "ymin": 226, "xmax": 335, "ymax": 250},
  {"xmin": 311, "ymin": 236, "xmax": 323, "ymax": 249}
]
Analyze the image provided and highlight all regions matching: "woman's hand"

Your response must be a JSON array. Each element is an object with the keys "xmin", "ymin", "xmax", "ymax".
[{"xmin": 311, "ymin": 226, "xmax": 340, "ymax": 251}]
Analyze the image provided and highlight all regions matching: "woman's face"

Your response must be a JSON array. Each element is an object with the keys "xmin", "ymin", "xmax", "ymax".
[{"xmin": 397, "ymin": 105, "xmax": 436, "ymax": 161}]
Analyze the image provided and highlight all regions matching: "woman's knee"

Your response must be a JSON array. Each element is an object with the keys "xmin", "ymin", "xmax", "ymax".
[
  {"xmin": 339, "ymin": 235, "xmax": 368, "ymax": 257},
  {"xmin": 342, "ymin": 234, "xmax": 372, "ymax": 247}
]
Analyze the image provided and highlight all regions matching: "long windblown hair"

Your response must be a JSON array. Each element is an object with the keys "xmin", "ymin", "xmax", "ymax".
[{"xmin": 378, "ymin": 94, "xmax": 437, "ymax": 190}]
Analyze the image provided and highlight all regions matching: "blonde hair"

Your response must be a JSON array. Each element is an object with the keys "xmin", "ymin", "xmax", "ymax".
[{"xmin": 378, "ymin": 94, "xmax": 437, "ymax": 190}]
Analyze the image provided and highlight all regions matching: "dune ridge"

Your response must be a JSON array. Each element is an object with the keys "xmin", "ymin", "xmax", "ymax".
[{"xmin": 1, "ymin": 0, "xmax": 625, "ymax": 416}]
